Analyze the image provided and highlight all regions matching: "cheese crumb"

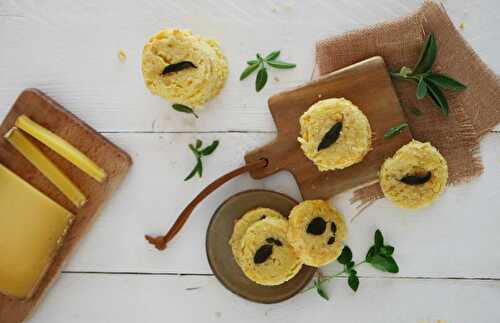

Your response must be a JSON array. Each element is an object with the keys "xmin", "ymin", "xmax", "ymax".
[
  {"xmin": 459, "ymin": 21, "xmax": 464, "ymax": 29},
  {"xmin": 118, "ymin": 49, "xmax": 127, "ymax": 62}
]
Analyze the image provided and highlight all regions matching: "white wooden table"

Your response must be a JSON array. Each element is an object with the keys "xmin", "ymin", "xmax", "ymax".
[{"xmin": 1, "ymin": 0, "xmax": 499, "ymax": 322}]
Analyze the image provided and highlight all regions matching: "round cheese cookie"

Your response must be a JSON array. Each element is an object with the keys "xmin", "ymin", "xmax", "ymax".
[
  {"xmin": 229, "ymin": 208, "xmax": 285, "ymax": 266},
  {"xmin": 141, "ymin": 28, "xmax": 228, "ymax": 108},
  {"xmin": 287, "ymin": 200, "xmax": 347, "ymax": 267},
  {"xmin": 238, "ymin": 217, "xmax": 302, "ymax": 286},
  {"xmin": 379, "ymin": 140, "xmax": 448, "ymax": 209},
  {"xmin": 297, "ymin": 98, "xmax": 372, "ymax": 171}
]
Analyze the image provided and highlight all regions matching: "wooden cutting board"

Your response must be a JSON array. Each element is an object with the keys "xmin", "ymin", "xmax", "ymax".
[
  {"xmin": 0, "ymin": 89, "xmax": 132, "ymax": 323},
  {"xmin": 245, "ymin": 56, "xmax": 412, "ymax": 199}
]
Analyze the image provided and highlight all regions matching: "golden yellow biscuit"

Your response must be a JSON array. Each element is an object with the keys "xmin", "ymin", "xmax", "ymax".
[
  {"xmin": 239, "ymin": 217, "xmax": 302, "ymax": 286},
  {"xmin": 141, "ymin": 28, "xmax": 228, "ymax": 108},
  {"xmin": 379, "ymin": 140, "xmax": 448, "ymax": 209},
  {"xmin": 287, "ymin": 200, "xmax": 347, "ymax": 267},
  {"xmin": 229, "ymin": 208, "xmax": 285, "ymax": 266},
  {"xmin": 298, "ymin": 98, "xmax": 372, "ymax": 171}
]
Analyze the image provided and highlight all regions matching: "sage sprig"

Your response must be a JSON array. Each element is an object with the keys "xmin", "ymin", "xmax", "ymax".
[
  {"xmin": 384, "ymin": 122, "xmax": 409, "ymax": 139},
  {"xmin": 185, "ymin": 139, "xmax": 219, "ymax": 181},
  {"xmin": 240, "ymin": 50, "xmax": 296, "ymax": 92},
  {"xmin": 390, "ymin": 33, "xmax": 466, "ymax": 116},
  {"xmin": 305, "ymin": 229, "xmax": 399, "ymax": 300},
  {"xmin": 172, "ymin": 104, "xmax": 199, "ymax": 119}
]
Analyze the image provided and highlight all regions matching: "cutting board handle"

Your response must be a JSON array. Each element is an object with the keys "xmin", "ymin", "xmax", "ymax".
[{"xmin": 145, "ymin": 158, "xmax": 268, "ymax": 250}]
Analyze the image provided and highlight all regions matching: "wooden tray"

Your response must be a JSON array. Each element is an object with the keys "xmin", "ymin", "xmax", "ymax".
[
  {"xmin": 245, "ymin": 56, "xmax": 412, "ymax": 199},
  {"xmin": 0, "ymin": 89, "xmax": 132, "ymax": 323}
]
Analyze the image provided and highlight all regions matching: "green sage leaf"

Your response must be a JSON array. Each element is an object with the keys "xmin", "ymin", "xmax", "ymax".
[
  {"xmin": 412, "ymin": 33, "xmax": 437, "ymax": 75},
  {"xmin": 201, "ymin": 140, "xmax": 219, "ymax": 156},
  {"xmin": 195, "ymin": 139, "xmax": 203, "ymax": 149},
  {"xmin": 374, "ymin": 229, "xmax": 384, "ymax": 250},
  {"xmin": 184, "ymin": 159, "xmax": 202, "ymax": 181},
  {"xmin": 247, "ymin": 59, "xmax": 258, "ymax": 65},
  {"xmin": 337, "ymin": 245, "xmax": 352, "ymax": 265},
  {"xmin": 318, "ymin": 121, "xmax": 342, "ymax": 151},
  {"xmin": 426, "ymin": 73, "xmax": 466, "ymax": 91},
  {"xmin": 416, "ymin": 77, "xmax": 428, "ymax": 100},
  {"xmin": 240, "ymin": 62, "xmax": 261, "ymax": 81},
  {"xmin": 426, "ymin": 81, "xmax": 449, "ymax": 116},
  {"xmin": 314, "ymin": 278, "xmax": 329, "ymax": 300},
  {"xmin": 368, "ymin": 254, "xmax": 399, "ymax": 273},
  {"xmin": 196, "ymin": 158, "xmax": 203, "ymax": 177},
  {"xmin": 267, "ymin": 60, "xmax": 297, "ymax": 69},
  {"xmin": 348, "ymin": 274, "xmax": 359, "ymax": 292},
  {"xmin": 380, "ymin": 245, "xmax": 395, "ymax": 256},
  {"xmin": 365, "ymin": 246, "xmax": 376, "ymax": 262},
  {"xmin": 265, "ymin": 50, "xmax": 280, "ymax": 61},
  {"xmin": 172, "ymin": 104, "xmax": 199, "ymax": 118},
  {"xmin": 188, "ymin": 144, "xmax": 200, "ymax": 158},
  {"xmin": 162, "ymin": 61, "xmax": 197, "ymax": 74},
  {"xmin": 384, "ymin": 123, "xmax": 409, "ymax": 139},
  {"xmin": 255, "ymin": 67, "xmax": 268, "ymax": 92}
]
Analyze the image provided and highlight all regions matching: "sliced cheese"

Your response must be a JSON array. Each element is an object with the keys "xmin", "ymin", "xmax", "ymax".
[{"xmin": 0, "ymin": 163, "xmax": 74, "ymax": 299}]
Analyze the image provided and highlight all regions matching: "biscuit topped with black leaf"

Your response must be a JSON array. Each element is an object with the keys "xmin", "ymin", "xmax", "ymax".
[
  {"xmin": 297, "ymin": 98, "xmax": 372, "ymax": 171},
  {"xmin": 287, "ymin": 200, "xmax": 347, "ymax": 267},
  {"xmin": 379, "ymin": 140, "xmax": 448, "ymax": 209}
]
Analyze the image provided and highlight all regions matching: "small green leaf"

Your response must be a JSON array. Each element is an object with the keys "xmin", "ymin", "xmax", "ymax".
[
  {"xmin": 196, "ymin": 158, "xmax": 203, "ymax": 177},
  {"xmin": 409, "ymin": 107, "xmax": 423, "ymax": 116},
  {"xmin": 380, "ymin": 245, "xmax": 395, "ymax": 256},
  {"xmin": 374, "ymin": 229, "xmax": 384, "ymax": 250},
  {"xmin": 255, "ymin": 67, "xmax": 268, "ymax": 92},
  {"xmin": 384, "ymin": 123, "xmax": 409, "ymax": 139},
  {"xmin": 172, "ymin": 104, "xmax": 199, "ymax": 118},
  {"xmin": 368, "ymin": 254, "xmax": 399, "ymax": 273},
  {"xmin": 314, "ymin": 278, "xmax": 329, "ymax": 300},
  {"xmin": 188, "ymin": 144, "xmax": 200, "ymax": 157},
  {"xmin": 318, "ymin": 121, "xmax": 342, "ymax": 151},
  {"xmin": 426, "ymin": 73, "xmax": 467, "ymax": 91},
  {"xmin": 399, "ymin": 66, "xmax": 413, "ymax": 77},
  {"xmin": 346, "ymin": 261, "xmax": 355, "ymax": 272},
  {"xmin": 267, "ymin": 60, "xmax": 297, "ymax": 69},
  {"xmin": 247, "ymin": 59, "xmax": 258, "ymax": 65},
  {"xmin": 426, "ymin": 81, "xmax": 449, "ymax": 116},
  {"xmin": 201, "ymin": 140, "xmax": 219, "ymax": 156},
  {"xmin": 240, "ymin": 62, "xmax": 261, "ymax": 81},
  {"xmin": 416, "ymin": 77, "xmax": 428, "ymax": 100},
  {"xmin": 412, "ymin": 33, "xmax": 437, "ymax": 75},
  {"xmin": 348, "ymin": 274, "xmax": 359, "ymax": 292},
  {"xmin": 365, "ymin": 246, "xmax": 376, "ymax": 262},
  {"xmin": 184, "ymin": 159, "xmax": 201, "ymax": 181},
  {"xmin": 337, "ymin": 245, "xmax": 353, "ymax": 265},
  {"xmin": 162, "ymin": 61, "xmax": 197, "ymax": 74},
  {"xmin": 195, "ymin": 139, "xmax": 203, "ymax": 149},
  {"xmin": 265, "ymin": 50, "xmax": 280, "ymax": 61}
]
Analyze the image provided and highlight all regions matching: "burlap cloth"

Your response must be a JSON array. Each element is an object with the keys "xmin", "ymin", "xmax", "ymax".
[{"xmin": 316, "ymin": 1, "xmax": 500, "ymax": 206}]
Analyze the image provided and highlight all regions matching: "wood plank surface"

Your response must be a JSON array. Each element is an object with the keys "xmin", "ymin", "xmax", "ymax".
[
  {"xmin": 0, "ymin": 90, "xmax": 132, "ymax": 323},
  {"xmin": 245, "ymin": 56, "xmax": 412, "ymax": 199}
]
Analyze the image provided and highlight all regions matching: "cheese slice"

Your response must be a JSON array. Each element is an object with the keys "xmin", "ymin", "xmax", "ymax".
[{"xmin": 0, "ymin": 163, "xmax": 74, "ymax": 299}]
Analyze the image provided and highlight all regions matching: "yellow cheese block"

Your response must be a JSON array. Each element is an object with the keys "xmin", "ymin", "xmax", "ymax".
[{"xmin": 0, "ymin": 163, "xmax": 74, "ymax": 299}]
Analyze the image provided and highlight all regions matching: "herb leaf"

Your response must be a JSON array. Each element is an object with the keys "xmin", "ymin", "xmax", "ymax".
[
  {"xmin": 318, "ymin": 121, "xmax": 343, "ymax": 151},
  {"xmin": 416, "ymin": 77, "xmax": 428, "ymax": 100},
  {"xmin": 172, "ymin": 104, "xmax": 199, "ymax": 118},
  {"xmin": 374, "ymin": 229, "xmax": 384, "ymax": 250},
  {"xmin": 412, "ymin": 33, "xmax": 437, "ymax": 75},
  {"xmin": 201, "ymin": 140, "xmax": 219, "ymax": 156},
  {"xmin": 384, "ymin": 122, "xmax": 409, "ymax": 139},
  {"xmin": 368, "ymin": 254, "xmax": 399, "ymax": 273},
  {"xmin": 195, "ymin": 139, "xmax": 203, "ymax": 149},
  {"xmin": 240, "ymin": 62, "xmax": 261, "ymax": 81},
  {"xmin": 184, "ymin": 161, "xmax": 200, "ymax": 181},
  {"xmin": 247, "ymin": 59, "xmax": 258, "ymax": 65},
  {"xmin": 426, "ymin": 73, "xmax": 467, "ymax": 91},
  {"xmin": 265, "ymin": 50, "xmax": 281, "ymax": 61},
  {"xmin": 266, "ymin": 60, "xmax": 297, "ymax": 69},
  {"xmin": 255, "ymin": 67, "xmax": 268, "ymax": 92},
  {"xmin": 426, "ymin": 82, "xmax": 449, "ymax": 116},
  {"xmin": 337, "ymin": 246, "xmax": 353, "ymax": 265},
  {"xmin": 314, "ymin": 278, "xmax": 329, "ymax": 300},
  {"xmin": 348, "ymin": 274, "xmax": 359, "ymax": 292},
  {"xmin": 162, "ymin": 61, "xmax": 197, "ymax": 75},
  {"xmin": 380, "ymin": 245, "xmax": 395, "ymax": 256}
]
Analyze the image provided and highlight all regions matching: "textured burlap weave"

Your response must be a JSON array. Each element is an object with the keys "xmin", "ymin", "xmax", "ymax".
[{"xmin": 316, "ymin": 1, "xmax": 500, "ymax": 207}]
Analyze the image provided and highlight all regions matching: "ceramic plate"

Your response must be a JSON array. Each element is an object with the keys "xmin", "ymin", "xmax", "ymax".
[{"xmin": 206, "ymin": 189, "xmax": 316, "ymax": 303}]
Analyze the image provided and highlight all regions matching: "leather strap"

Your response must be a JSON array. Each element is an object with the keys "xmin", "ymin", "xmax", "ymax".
[{"xmin": 145, "ymin": 158, "xmax": 268, "ymax": 250}]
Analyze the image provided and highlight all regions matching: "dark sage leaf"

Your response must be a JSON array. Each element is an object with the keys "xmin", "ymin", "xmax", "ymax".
[
  {"xmin": 412, "ymin": 33, "xmax": 437, "ymax": 75},
  {"xmin": 337, "ymin": 245, "xmax": 353, "ymax": 265},
  {"xmin": 365, "ymin": 246, "xmax": 376, "ymax": 262},
  {"xmin": 264, "ymin": 50, "xmax": 280, "ymax": 61},
  {"xmin": 416, "ymin": 77, "xmax": 428, "ymax": 100},
  {"xmin": 240, "ymin": 62, "xmax": 261, "ymax": 81},
  {"xmin": 314, "ymin": 278, "xmax": 329, "ymax": 300},
  {"xmin": 254, "ymin": 244, "xmax": 273, "ymax": 264},
  {"xmin": 306, "ymin": 217, "xmax": 327, "ymax": 235},
  {"xmin": 255, "ymin": 67, "xmax": 268, "ymax": 92},
  {"xmin": 201, "ymin": 140, "xmax": 219, "ymax": 156},
  {"xmin": 162, "ymin": 61, "xmax": 197, "ymax": 75},
  {"xmin": 426, "ymin": 81, "xmax": 449, "ymax": 116},
  {"xmin": 368, "ymin": 254, "xmax": 399, "ymax": 273},
  {"xmin": 384, "ymin": 123, "xmax": 409, "ymax": 139},
  {"xmin": 426, "ymin": 73, "xmax": 467, "ymax": 91},
  {"xmin": 318, "ymin": 121, "xmax": 342, "ymax": 151},
  {"xmin": 348, "ymin": 274, "xmax": 359, "ymax": 292},
  {"xmin": 266, "ymin": 60, "xmax": 297, "ymax": 69},
  {"xmin": 380, "ymin": 245, "xmax": 395, "ymax": 256},
  {"xmin": 374, "ymin": 229, "xmax": 384, "ymax": 250},
  {"xmin": 188, "ymin": 144, "xmax": 200, "ymax": 158},
  {"xmin": 195, "ymin": 139, "xmax": 203, "ymax": 149},
  {"xmin": 172, "ymin": 104, "xmax": 199, "ymax": 118},
  {"xmin": 184, "ymin": 158, "xmax": 202, "ymax": 181},
  {"xmin": 400, "ymin": 171, "xmax": 432, "ymax": 185}
]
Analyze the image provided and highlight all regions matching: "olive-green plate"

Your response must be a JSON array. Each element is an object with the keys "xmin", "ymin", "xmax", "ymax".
[{"xmin": 206, "ymin": 189, "xmax": 316, "ymax": 304}]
